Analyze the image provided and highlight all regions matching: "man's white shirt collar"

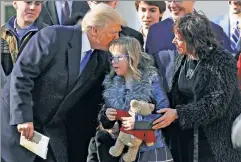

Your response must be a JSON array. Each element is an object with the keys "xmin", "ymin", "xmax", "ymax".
[
  {"xmin": 81, "ymin": 32, "xmax": 93, "ymax": 62},
  {"xmin": 229, "ymin": 13, "xmax": 240, "ymax": 28}
]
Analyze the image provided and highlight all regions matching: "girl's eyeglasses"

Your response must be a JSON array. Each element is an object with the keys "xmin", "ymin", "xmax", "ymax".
[{"xmin": 109, "ymin": 54, "xmax": 129, "ymax": 64}]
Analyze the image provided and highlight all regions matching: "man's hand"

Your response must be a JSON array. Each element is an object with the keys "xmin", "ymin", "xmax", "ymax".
[{"xmin": 17, "ymin": 122, "xmax": 34, "ymax": 140}]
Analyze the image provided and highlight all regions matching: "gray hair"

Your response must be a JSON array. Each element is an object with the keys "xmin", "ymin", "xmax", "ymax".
[
  {"xmin": 109, "ymin": 37, "xmax": 155, "ymax": 80},
  {"xmin": 81, "ymin": 3, "xmax": 125, "ymax": 32}
]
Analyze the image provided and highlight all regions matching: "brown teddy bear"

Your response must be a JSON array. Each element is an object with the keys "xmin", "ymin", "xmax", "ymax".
[{"xmin": 109, "ymin": 100, "xmax": 155, "ymax": 162}]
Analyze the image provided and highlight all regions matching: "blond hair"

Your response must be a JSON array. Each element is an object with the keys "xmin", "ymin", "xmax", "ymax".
[
  {"xmin": 109, "ymin": 37, "xmax": 154, "ymax": 80},
  {"xmin": 81, "ymin": 3, "xmax": 125, "ymax": 32}
]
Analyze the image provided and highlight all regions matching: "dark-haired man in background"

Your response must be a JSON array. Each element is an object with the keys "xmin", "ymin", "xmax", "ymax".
[{"xmin": 135, "ymin": 1, "xmax": 166, "ymax": 47}]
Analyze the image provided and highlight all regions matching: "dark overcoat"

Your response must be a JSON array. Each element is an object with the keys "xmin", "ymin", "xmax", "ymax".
[
  {"xmin": 1, "ymin": 25, "xmax": 109, "ymax": 162},
  {"xmin": 166, "ymin": 48, "xmax": 241, "ymax": 162}
]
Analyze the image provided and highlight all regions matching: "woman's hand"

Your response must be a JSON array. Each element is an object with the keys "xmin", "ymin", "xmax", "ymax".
[
  {"xmin": 152, "ymin": 108, "xmax": 178, "ymax": 130},
  {"xmin": 122, "ymin": 111, "xmax": 135, "ymax": 130},
  {"xmin": 105, "ymin": 108, "xmax": 117, "ymax": 121}
]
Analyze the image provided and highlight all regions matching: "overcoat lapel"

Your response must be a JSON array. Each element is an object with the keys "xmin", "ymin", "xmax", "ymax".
[
  {"xmin": 71, "ymin": 50, "xmax": 98, "ymax": 94},
  {"xmin": 66, "ymin": 26, "xmax": 82, "ymax": 92},
  {"xmin": 169, "ymin": 52, "xmax": 185, "ymax": 91}
]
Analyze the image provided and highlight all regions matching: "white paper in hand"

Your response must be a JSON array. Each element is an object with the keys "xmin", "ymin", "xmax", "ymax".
[{"xmin": 20, "ymin": 131, "xmax": 50, "ymax": 159}]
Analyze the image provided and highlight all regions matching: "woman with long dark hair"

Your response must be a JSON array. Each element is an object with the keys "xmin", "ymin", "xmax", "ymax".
[{"xmin": 152, "ymin": 13, "xmax": 241, "ymax": 162}]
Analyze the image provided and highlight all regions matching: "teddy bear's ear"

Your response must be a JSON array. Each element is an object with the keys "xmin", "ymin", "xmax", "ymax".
[
  {"xmin": 130, "ymin": 100, "xmax": 140, "ymax": 113},
  {"xmin": 130, "ymin": 100, "xmax": 138, "ymax": 107},
  {"xmin": 130, "ymin": 100, "xmax": 155, "ymax": 116}
]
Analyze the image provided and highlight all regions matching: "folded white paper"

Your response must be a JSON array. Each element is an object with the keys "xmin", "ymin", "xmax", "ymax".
[{"xmin": 20, "ymin": 131, "xmax": 50, "ymax": 159}]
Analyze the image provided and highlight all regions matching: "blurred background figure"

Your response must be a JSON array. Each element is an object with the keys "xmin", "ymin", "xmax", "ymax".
[
  {"xmin": 62, "ymin": 12, "xmax": 85, "ymax": 26},
  {"xmin": 1, "ymin": 1, "xmax": 237, "ymax": 30},
  {"xmin": 145, "ymin": 1, "xmax": 232, "ymax": 92},
  {"xmin": 87, "ymin": 1, "xmax": 144, "ymax": 47},
  {"xmin": 64, "ymin": 1, "xmax": 144, "ymax": 48},
  {"xmin": 1, "ymin": 38, "xmax": 10, "ymax": 88},
  {"xmin": 135, "ymin": 1, "xmax": 166, "ymax": 47},
  {"xmin": 38, "ymin": 1, "xmax": 89, "ymax": 25},
  {"xmin": 1, "ymin": 1, "xmax": 46, "ymax": 80},
  {"xmin": 215, "ymin": 1, "xmax": 241, "ymax": 54}
]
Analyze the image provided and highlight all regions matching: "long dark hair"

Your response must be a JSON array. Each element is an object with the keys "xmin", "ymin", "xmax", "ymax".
[{"xmin": 173, "ymin": 12, "xmax": 221, "ymax": 59}]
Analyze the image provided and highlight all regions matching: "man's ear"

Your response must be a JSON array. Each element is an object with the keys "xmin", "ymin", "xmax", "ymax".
[
  {"xmin": 90, "ymin": 26, "xmax": 98, "ymax": 37},
  {"xmin": 112, "ymin": 0, "xmax": 118, "ymax": 9},
  {"xmin": 12, "ymin": 1, "xmax": 18, "ymax": 9}
]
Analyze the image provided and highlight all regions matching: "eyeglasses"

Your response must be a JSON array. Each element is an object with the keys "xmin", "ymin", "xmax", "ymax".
[{"xmin": 109, "ymin": 54, "xmax": 129, "ymax": 64}]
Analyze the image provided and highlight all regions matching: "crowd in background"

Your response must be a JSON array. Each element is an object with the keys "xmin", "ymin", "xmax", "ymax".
[{"xmin": 1, "ymin": 1, "xmax": 241, "ymax": 162}]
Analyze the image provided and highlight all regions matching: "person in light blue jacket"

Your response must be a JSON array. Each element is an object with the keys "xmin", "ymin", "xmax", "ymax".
[{"xmin": 99, "ymin": 37, "xmax": 173, "ymax": 162}]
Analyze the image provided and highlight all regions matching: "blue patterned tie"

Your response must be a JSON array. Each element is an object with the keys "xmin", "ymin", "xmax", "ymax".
[
  {"xmin": 231, "ymin": 21, "xmax": 240, "ymax": 51},
  {"xmin": 79, "ymin": 49, "xmax": 93, "ymax": 75}
]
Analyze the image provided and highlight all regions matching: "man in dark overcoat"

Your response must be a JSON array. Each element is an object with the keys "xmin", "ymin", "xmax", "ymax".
[{"xmin": 1, "ymin": 4, "xmax": 124, "ymax": 162}]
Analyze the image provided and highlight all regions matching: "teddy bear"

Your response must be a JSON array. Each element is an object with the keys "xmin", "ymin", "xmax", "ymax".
[{"xmin": 109, "ymin": 100, "xmax": 156, "ymax": 162}]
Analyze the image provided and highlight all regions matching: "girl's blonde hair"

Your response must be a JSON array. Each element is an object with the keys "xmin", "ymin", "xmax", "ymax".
[{"xmin": 109, "ymin": 37, "xmax": 154, "ymax": 80}]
